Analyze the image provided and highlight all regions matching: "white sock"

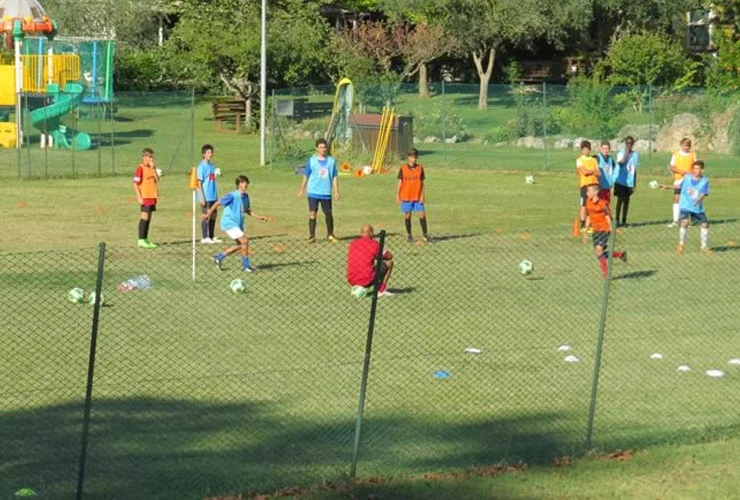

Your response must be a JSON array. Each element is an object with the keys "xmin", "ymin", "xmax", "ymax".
[
  {"xmin": 679, "ymin": 226, "xmax": 688, "ymax": 245},
  {"xmin": 672, "ymin": 203, "xmax": 679, "ymax": 223},
  {"xmin": 701, "ymin": 227, "xmax": 709, "ymax": 249}
]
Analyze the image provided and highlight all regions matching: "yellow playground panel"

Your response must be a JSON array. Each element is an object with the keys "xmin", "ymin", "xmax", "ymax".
[
  {"xmin": 0, "ymin": 122, "xmax": 17, "ymax": 148},
  {"xmin": 0, "ymin": 53, "xmax": 80, "ymax": 106}
]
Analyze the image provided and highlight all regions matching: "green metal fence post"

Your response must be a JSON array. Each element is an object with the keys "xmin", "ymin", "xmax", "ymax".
[
  {"xmin": 585, "ymin": 229, "xmax": 617, "ymax": 450},
  {"xmin": 350, "ymin": 229, "xmax": 387, "ymax": 480},
  {"xmin": 543, "ymin": 82, "xmax": 549, "ymax": 171},
  {"xmin": 441, "ymin": 80, "xmax": 446, "ymax": 161},
  {"xmin": 648, "ymin": 85, "xmax": 653, "ymax": 158},
  {"xmin": 75, "ymin": 242, "xmax": 107, "ymax": 500},
  {"xmin": 191, "ymin": 89, "xmax": 196, "ymax": 164}
]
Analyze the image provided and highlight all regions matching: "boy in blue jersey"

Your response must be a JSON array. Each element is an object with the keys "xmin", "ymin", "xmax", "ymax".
[
  {"xmin": 676, "ymin": 161, "xmax": 711, "ymax": 255},
  {"xmin": 201, "ymin": 175, "xmax": 269, "ymax": 272},
  {"xmin": 614, "ymin": 136, "xmax": 639, "ymax": 227},
  {"xmin": 596, "ymin": 140, "xmax": 616, "ymax": 205},
  {"xmin": 197, "ymin": 144, "xmax": 221, "ymax": 244},
  {"xmin": 297, "ymin": 138, "xmax": 340, "ymax": 243}
]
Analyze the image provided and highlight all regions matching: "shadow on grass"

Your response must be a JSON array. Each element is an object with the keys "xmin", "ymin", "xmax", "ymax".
[
  {"xmin": 613, "ymin": 270, "xmax": 657, "ymax": 280},
  {"xmin": 387, "ymin": 286, "xmax": 416, "ymax": 294},
  {"xmin": 1, "ymin": 398, "xmax": 575, "ymax": 499},
  {"xmin": 258, "ymin": 260, "xmax": 317, "ymax": 271},
  {"xmin": 433, "ymin": 233, "xmax": 482, "ymax": 242},
  {"xmin": 627, "ymin": 218, "xmax": 737, "ymax": 228},
  {"xmin": 712, "ymin": 245, "xmax": 740, "ymax": 253}
]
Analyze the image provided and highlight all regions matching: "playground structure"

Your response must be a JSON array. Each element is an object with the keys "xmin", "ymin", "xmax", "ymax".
[{"xmin": 0, "ymin": 0, "xmax": 115, "ymax": 150}]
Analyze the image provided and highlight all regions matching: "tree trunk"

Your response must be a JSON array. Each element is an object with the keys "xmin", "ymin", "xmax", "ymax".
[
  {"xmin": 472, "ymin": 47, "xmax": 496, "ymax": 110},
  {"xmin": 419, "ymin": 62, "xmax": 430, "ymax": 98}
]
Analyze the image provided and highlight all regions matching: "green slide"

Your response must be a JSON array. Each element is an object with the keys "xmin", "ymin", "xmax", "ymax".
[{"xmin": 30, "ymin": 83, "xmax": 92, "ymax": 150}]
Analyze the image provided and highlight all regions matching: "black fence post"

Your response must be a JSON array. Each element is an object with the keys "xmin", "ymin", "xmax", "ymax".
[
  {"xmin": 350, "ymin": 230, "xmax": 387, "ymax": 480},
  {"xmin": 75, "ymin": 242, "xmax": 106, "ymax": 500}
]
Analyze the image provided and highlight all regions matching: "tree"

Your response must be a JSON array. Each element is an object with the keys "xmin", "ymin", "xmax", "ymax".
[
  {"xmin": 443, "ymin": 0, "xmax": 591, "ymax": 109},
  {"xmin": 601, "ymin": 31, "xmax": 689, "ymax": 112},
  {"xmin": 163, "ymin": 0, "xmax": 329, "ymax": 99}
]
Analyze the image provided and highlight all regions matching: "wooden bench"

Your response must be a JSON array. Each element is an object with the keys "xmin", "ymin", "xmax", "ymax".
[
  {"xmin": 212, "ymin": 99, "xmax": 252, "ymax": 132},
  {"xmin": 276, "ymin": 98, "xmax": 334, "ymax": 121}
]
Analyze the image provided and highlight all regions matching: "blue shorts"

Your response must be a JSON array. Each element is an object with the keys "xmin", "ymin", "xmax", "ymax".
[
  {"xmin": 680, "ymin": 210, "xmax": 708, "ymax": 224},
  {"xmin": 400, "ymin": 201, "xmax": 425, "ymax": 213}
]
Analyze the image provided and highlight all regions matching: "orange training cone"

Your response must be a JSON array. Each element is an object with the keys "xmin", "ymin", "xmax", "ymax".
[
  {"xmin": 188, "ymin": 167, "xmax": 199, "ymax": 189},
  {"xmin": 571, "ymin": 217, "xmax": 581, "ymax": 238}
]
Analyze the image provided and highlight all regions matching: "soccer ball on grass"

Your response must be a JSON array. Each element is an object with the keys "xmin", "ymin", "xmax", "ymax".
[
  {"xmin": 525, "ymin": 175, "xmax": 535, "ymax": 185},
  {"xmin": 67, "ymin": 288, "xmax": 86, "ymax": 304},
  {"xmin": 229, "ymin": 279, "xmax": 246, "ymax": 294},
  {"xmin": 518, "ymin": 260, "xmax": 534, "ymax": 276},
  {"xmin": 87, "ymin": 291, "xmax": 105, "ymax": 305},
  {"xmin": 351, "ymin": 285, "xmax": 369, "ymax": 298}
]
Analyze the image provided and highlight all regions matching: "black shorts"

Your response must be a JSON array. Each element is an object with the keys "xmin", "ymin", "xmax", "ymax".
[
  {"xmin": 308, "ymin": 197, "xmax": 332, "ymax": 213},
  {"xmin": 674, "ymin": 188, "xmax": 681, "ymax": 196},
  {"xmin": 613, "ymin": 183, "xmax": 633, "ymax": 197},
  {"xmin": 579, "ymin": 186, "xmax": 588, "ymax": 207},
  {"xmin": 140, "ymin": 204, "xmax": 157, "ymax": 213},
  {"xmin": 592, "ymin": 231, "xmax": 610, "ymax": 249},
  {"xmin": 201, "ymin": 200, "xmax": 217, "ymax": 215}
]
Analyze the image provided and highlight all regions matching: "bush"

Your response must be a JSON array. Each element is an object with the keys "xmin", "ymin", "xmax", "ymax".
[
  {"xmin": 485, "ymin": 125, "xmax": 517, "ymax": 143},
  {"xmin": 512, "ymin": 85, "xmax": 561, "ymax": 137},
  {"xmin": 413, "ymin": 101, "xmax": 465, "ymax": 139},
  {"xmin": 559, "ymin": 77, "xmax": 624, "ymax": 138},
  {"xmin": 115, "ymin": 49, "xmax": 166, "ymax": 91}
]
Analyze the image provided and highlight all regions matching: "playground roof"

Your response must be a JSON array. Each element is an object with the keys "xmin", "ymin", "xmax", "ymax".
[{"xmin": 0, "ymin": 0, "xmax": 48, "ymax": 22}]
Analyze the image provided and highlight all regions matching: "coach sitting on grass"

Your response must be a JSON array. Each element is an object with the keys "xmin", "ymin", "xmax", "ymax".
[{"xmin": 346, "ymin": 224, "xmax": 394, "ymax": 297}]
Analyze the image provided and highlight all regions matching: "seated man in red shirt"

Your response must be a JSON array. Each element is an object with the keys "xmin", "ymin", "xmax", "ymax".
[{"xmin": 346, "ymin": 224, "xmax": 394, "ymax": 296}]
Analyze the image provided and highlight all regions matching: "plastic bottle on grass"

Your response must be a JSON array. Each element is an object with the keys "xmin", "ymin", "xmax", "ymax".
[{"xmin": 118, "ymin": 275, "xmax": 152, "ymax": 293}]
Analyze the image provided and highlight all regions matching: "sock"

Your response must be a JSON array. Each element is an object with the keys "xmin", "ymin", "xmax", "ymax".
[
  {"xmin": 379, "ymin": 283, "xmax": 387, "ymax": 293},
  {"xmin": 700, "ymin": 227, "xmax": 709, "ymax": 248},
  {"xmin": 622, "ymin": 197, "xmax": 630, "ymax": 225},
  {"xmin": 138, "ymin": 219, "xmax": 146, "ymax": 240},
  {"xmin": 673, "ymin": 203, "xmax": 679, "ymax": 223},
  {"xmin": 404, "ymin": 218, "xmax": 412, "ymax": 235},
  {"xmin": 215, "ymin": 252, "xmax": 226, "ymax": 262},
  {"xmin": 326, "ymin": 213, "xmax": 334, "ymax": 237},
  {"xmin": 613, "ymin": 251, "xmax": 624, "ymax": 259},
  {"xmin": 208, "ymin": 219, "xmax": 216, "ymax": 239},
  {"xmin": 615, "ymin": 198, "xmax": 623, "ymax": 224},
  {"xmin": 420, "ymin": 217, "xmax": 428, "ymax": 235},
  {"xmin": 143, "ymin": 219, "xmax": 151, "ymax": 240},
  {"xmin": 308, "ymin": 219, "xmax": 316, "ymax": 238},
  {"xmin": 599, "ymin": 257, "xmax": 608, "ymax": 277},
  {"xmin": 679, "ymin": 226, "xmax": 688, "ymax": 245},
  {"xmin": 201, "ymin": 217, "xmax": 209, "ymax": 239},
  {"xmin": 242, "ymin": 256, "xmax": 251, "ymax": 269}
]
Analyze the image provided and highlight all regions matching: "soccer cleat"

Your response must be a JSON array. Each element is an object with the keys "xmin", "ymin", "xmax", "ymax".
[
  {"xmin": 667, "ymin": 222, "xmax": 678, "ymax": 228},
  {"xmin": 212, "ymin": 254, "xmax": 223, "ymax": 271},
  {"xmin": 407, "ymin": 234, "xmax": 414, "ymax": 243},
  {"xmin": 305, "ymin": 236, "xmax": 316, "ymax": 244},
  {"xmin": 675, "ymin": 243, "xmax": 684, "ymax": 255},
  {"xmin": 137, "ymin": 239, "xmax": 149, "ymax": 248},
  {"xmin": 378, "ymin": 290, "xmax": 395, "ymax": 297},
  {"xmin": 327, "ymin": 235, "xmax": 339, "ymax": 243},
  {"xmin": 145, "ymin": 241, "xmax": 158, "ymax": 248},
  {"xmin": 211, "ymin": 237, "xmax": 223, "ymax": 243},
  {"xmin": 242, "ymin": 266, "xmax": 254, "ymax": 273},
  {"xmin": 422, "ymin": 234, "xmax": 435, "ymax": 243},
  {"xmin": 619, "ymin": 251, "xmax": 628, "ymax": 263},
  {"xmin": 701, "ymin": 247, "xmax": 713, "ymax": 255},
  {"xmin": 200, "ymin": 238, "xmax": 213, "ymax": 244}
]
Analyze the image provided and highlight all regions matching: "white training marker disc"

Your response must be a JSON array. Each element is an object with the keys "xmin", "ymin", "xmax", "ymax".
[
  {"xmin": 557, "ymin": 344, "xmax": 572, "ymax": 352},
  {"xmin": 564, "ymin": 355, "xmax": 580, "ymax": 363},
  {"xmin": 728, "ymin": 358, "xmax": 740, "ymax": 365},
  {"xmin": 465, "ymin": 348, "xmax": 482, "ymax": 354},
  {"xmin": 705, "ymin": 370, "xmax": 725, "ymax": 378},
  {"xmin": 650, "ymin": 353, "xmax": 664, "ymax": 360},
  {"xmin": 676, "ymin": 365, "xmax": 691, "ymax": 372}
]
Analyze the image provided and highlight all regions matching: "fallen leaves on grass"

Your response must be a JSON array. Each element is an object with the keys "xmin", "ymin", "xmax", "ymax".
[
  {"xmin": 552, "ymin": 456, "xmax": 573, "ymax": 467},
  {"xmin": 273, "ymin": 244, "xmax": 288, "ymax": 253},
  {"xmin": 17, "ymin": 200, "xmax": 28, "ymax": 208},
  {"xmin": 606, "ymin": 449, "xmax": 634, "ymax": 462}
]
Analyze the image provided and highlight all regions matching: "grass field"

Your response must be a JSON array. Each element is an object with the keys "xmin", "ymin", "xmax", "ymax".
[{"xmin": 2, "ymin": 93, "xmax": 740, "ymax": 499}]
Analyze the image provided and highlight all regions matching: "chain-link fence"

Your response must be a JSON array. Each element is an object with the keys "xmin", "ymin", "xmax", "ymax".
[{"xmin": 3, "ymin": 225, "xmax": 739, "ymax": 498}]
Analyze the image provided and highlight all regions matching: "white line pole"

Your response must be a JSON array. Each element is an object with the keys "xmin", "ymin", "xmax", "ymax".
[{"xmin": 259, "ymin": 0, "xmax": 267, "ymax": 166}]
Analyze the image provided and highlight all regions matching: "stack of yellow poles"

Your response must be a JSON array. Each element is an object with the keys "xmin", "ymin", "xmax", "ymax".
[{"xmin": 371, "ymin": 106, "xmax": 394, "ymax": 173}]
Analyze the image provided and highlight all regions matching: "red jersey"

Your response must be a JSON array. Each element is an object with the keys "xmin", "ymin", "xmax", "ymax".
[{"xmin": 347, "ymin": 236, "xmax": 385, "ymax": 286}]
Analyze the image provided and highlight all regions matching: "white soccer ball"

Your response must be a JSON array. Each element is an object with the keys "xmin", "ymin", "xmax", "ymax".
[
  {"xmin": 525, "ymin": 175, "xmax": 535, "ymax": 185},
  {"xmin": 67, "ymin": 287, "xmax": 86, "ymax": 304},
  {"xmin": 362, "ymin": 165, "xmax": 373, "ymax": 176},
  {"xmin": 87, "ymin": 291, "xmax": 105, "ymax": 306},
  {"xmin": 214, "ymin": 167, "xmax": 222, "ymax": 177},
  {"xmin": 649, "ymin": 180, "xmax": 659, "ymax": 189},
  {"xmin": 351, "ymin": 285, "xmax": 369, "ymax": 298},
  {"xmin": 518, "ymin": 260, "xmax": 534, "ymax": 276},
  {"xmin": 229, "ymin": 279, "xmax": 246, "ymax": 293},
  {"xmin": 156, "ymin": 168, "xmax": 163, "ymax": 177}
]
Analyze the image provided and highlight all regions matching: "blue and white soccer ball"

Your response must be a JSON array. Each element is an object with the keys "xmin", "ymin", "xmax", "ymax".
[
  {"xmin": 67, "ymin": 287, "xmax": 86, "ymax": 304},
  {"xmin": 87, "ymin": 291, "xmax": 105, "ymax": 305},
  {"xmin": 351, "ymin": 285, "xmax": 369, "ymax": 298},
  {"xmin": 525, "ymin": 175, "xmax": 535, "ymax": 185},
  {"xmin": 518, "ymin": 260, "xmax": 534, "ymax": 276},
  {"xmin": 229, "ymin": 279, "xmax": 246, "ymax": 293}
]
